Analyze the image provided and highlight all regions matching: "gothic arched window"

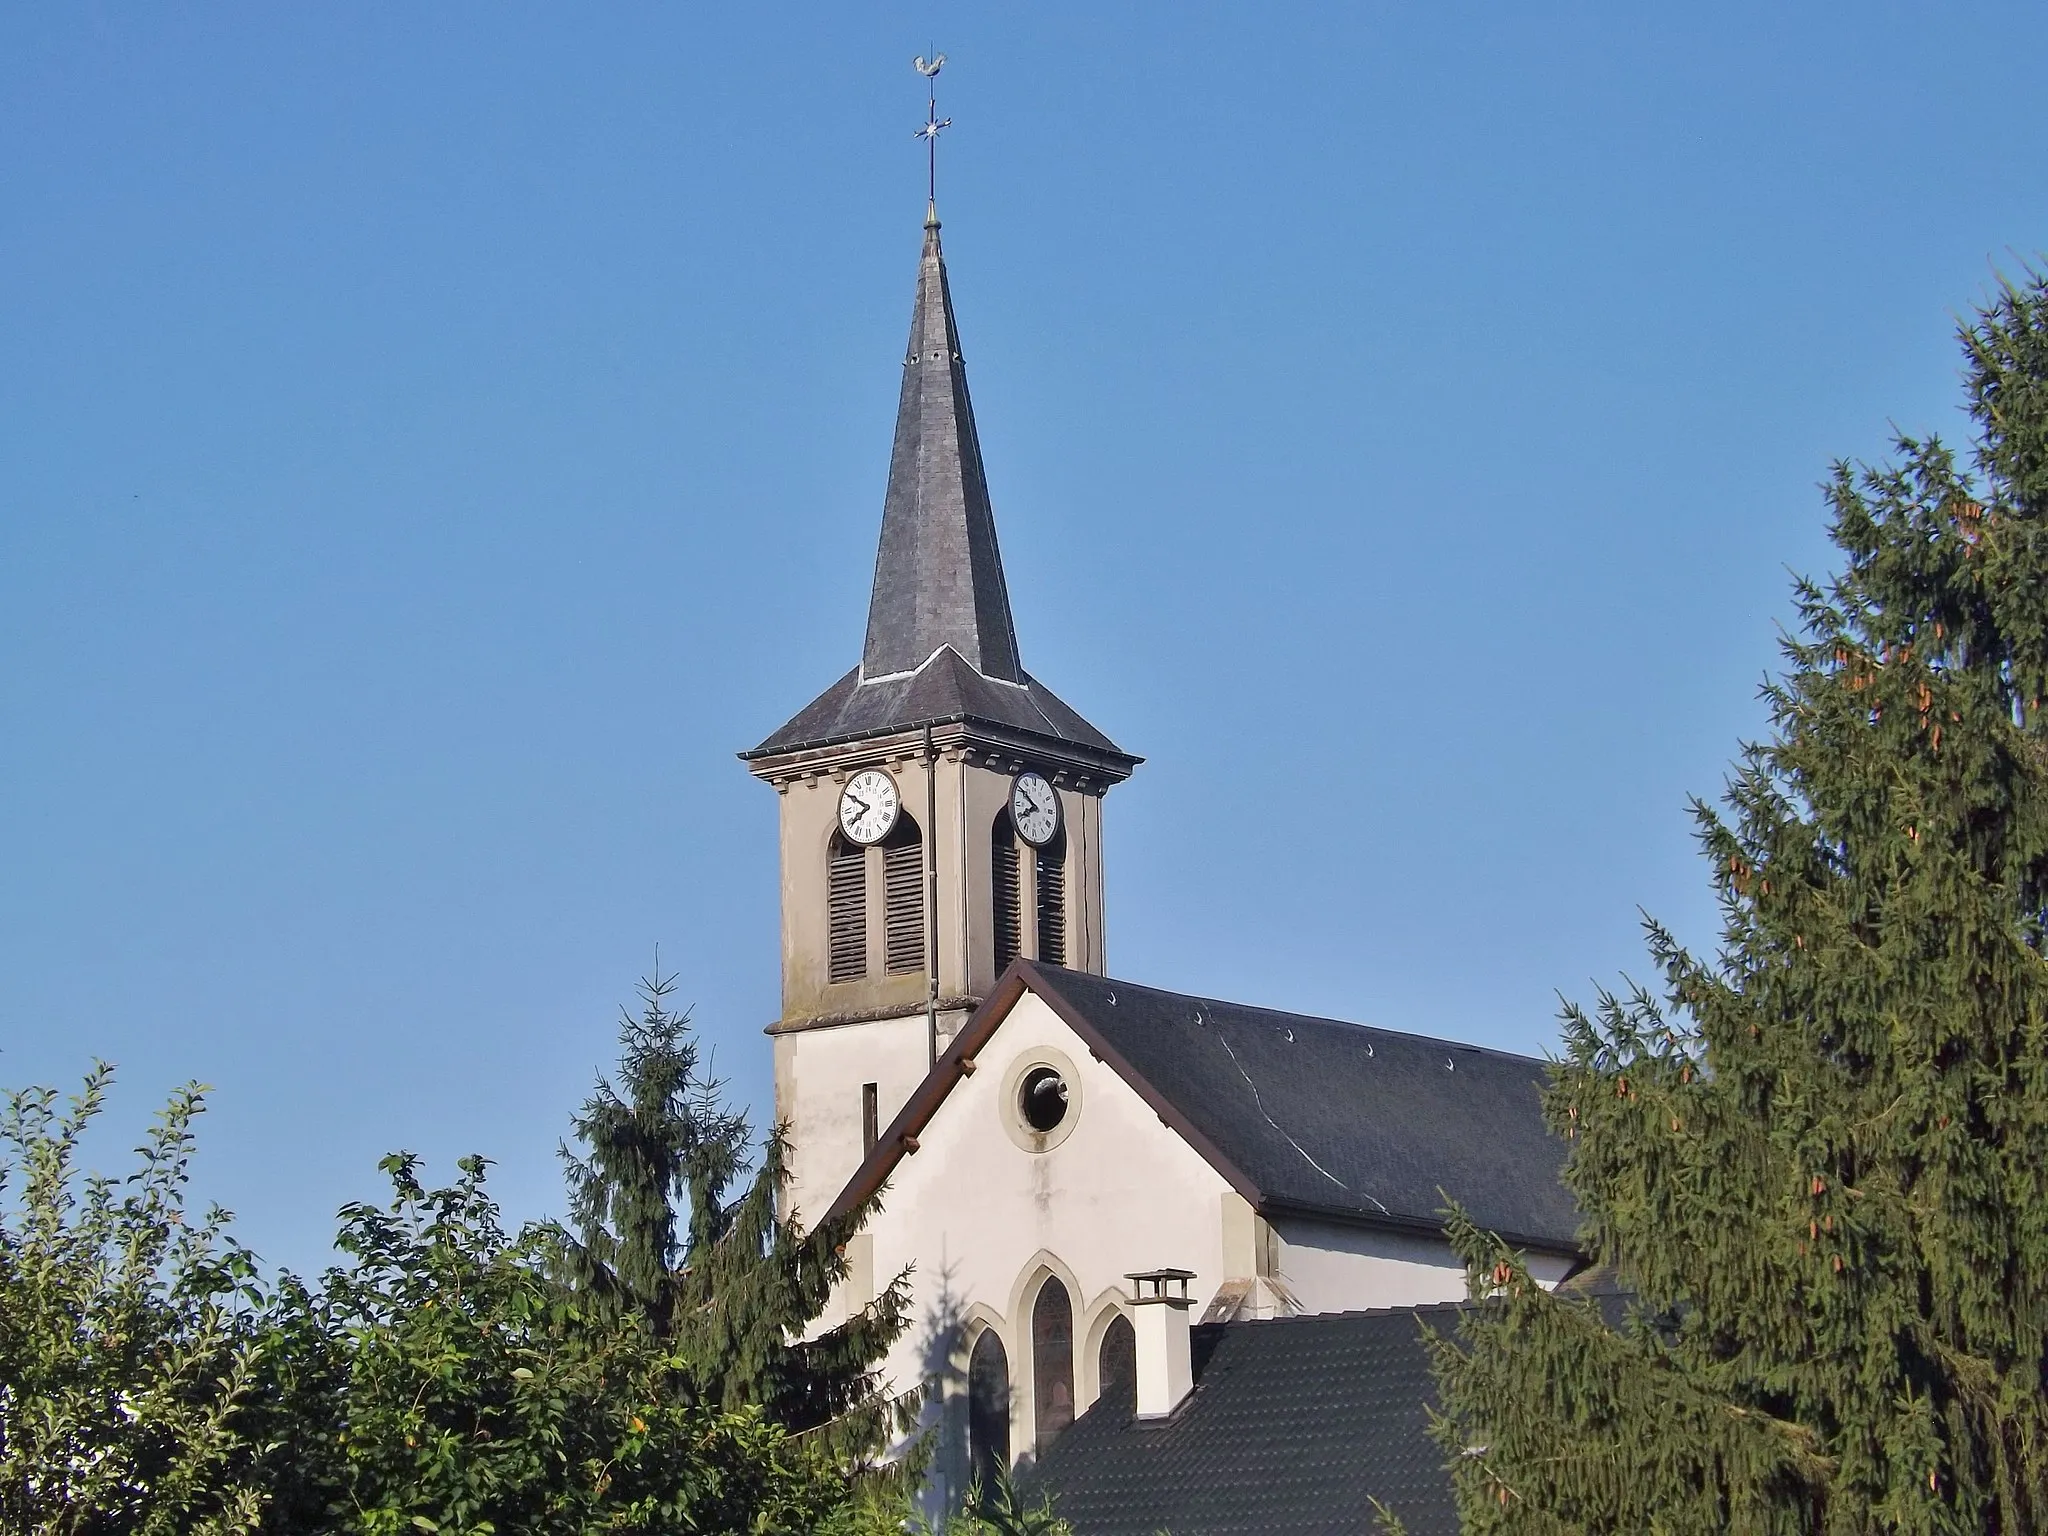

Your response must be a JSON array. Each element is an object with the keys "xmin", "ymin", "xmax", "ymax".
[
  {"xmin": 827, "ymin": 832, "xmax": 866, "ymax": 983},
  {"xmin": 881, "ymin": 814, "xmax": 924, "ymax": 975},
  {"xmin": 1034, "ymin": 832, "xmax": 1066, "ymax": 967},
  {"xmin": 991, "ymin": 810, "xmax": 1022, "ymax": 973},
  {"xmin": 967, "ymin": 1326, "xmax": 1010, "ymax": 1495},
  {"xmin": 1031, "ymin": 1276, "xmax": 1075, "ymax": 1453},
  {"xmin": 1096, "ymin": 1313, "xmax": 1136, "ymax": 1409}
]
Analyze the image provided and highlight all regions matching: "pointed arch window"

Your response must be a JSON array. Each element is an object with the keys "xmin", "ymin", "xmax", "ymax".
[
  {"xmin": 991, "ymin": 810, "xmax": 1022, "ymax": 973},
  {"xmin": 827, "ymin": 832, "xmax": 867, "ymax": 983},
  {"xmin": 1031, "ymin": 1276, "xmax": 1075, "ymax": 1453},
  {"xmin": 968, "ymin": 1327, "xmax": 1010, "ymax": 1496},
  {"xmin": 1097, "ymin": 1313, "xmax": 1136, "ymax": 1408}
]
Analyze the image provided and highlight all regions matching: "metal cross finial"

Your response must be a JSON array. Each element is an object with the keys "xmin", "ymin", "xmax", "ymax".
[{"xmin": 913, "ymin": 53, "xmax": 950, "ymax": 211}]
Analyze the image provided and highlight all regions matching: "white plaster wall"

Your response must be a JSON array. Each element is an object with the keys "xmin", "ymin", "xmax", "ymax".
[
  {"xmin": 1274, "ymin": 1213, "xmax": 1575, "ymax": 1311},
  {"xmin": 855, "ymin": 993, "xmax": 1235, "ymax": 1490},
  {"xmin": 776, "ymin": 1013, "xmax": 933, "ymax": 1232}
]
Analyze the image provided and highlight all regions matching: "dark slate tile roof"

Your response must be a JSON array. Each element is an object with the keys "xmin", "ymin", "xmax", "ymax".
[
  {"xmin": 744, "ymin": 651, "xmax": 1132, "ymax": 762},
  {"xmin": 1024, "ymin": 1306, "xmax": 1465, "ymax": 1536},
  {"xmin": 1029, "ymin": 968, "xmax": 1578, "ymax": 1251},
  {"xmin": 862, "ymin": 217, "xmax": 1023, "ymax": 685}
]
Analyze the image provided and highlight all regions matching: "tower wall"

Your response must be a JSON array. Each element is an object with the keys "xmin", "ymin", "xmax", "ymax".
[{"xmin": 757, "ymin": 728, "xmax": 1110, "ymax": 1222}]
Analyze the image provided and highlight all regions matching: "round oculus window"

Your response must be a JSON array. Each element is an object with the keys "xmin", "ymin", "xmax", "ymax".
[{"xmin": 1019, "ymin": 1066, "xmax": 1070, "ymax": 1134}]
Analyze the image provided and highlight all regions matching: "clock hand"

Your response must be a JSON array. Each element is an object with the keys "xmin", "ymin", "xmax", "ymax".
[{"xmin": 846, "ymin": 793, "xmax": 870, "ymax": 817}]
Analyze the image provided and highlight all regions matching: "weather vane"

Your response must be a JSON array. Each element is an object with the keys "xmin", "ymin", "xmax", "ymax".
[{"xmin": 913, "ymin": 52, "xmax": 950, "ymax": 210}]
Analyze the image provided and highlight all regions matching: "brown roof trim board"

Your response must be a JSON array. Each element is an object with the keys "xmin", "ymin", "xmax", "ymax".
[{"xmin": 820, "ymin": 960, "xmax": 1264, "ymax": 1231}]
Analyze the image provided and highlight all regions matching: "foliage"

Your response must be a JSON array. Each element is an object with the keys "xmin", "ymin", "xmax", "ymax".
[
  {"xmin": 904, "ymin": 1472, "xmax": 1071, "ymax": 1536},
  {"xmin": 1430, "ymin": 271, "xmax": 2048, "ymax": 1534},
  {"xmin": 557, "ymin": 970, "xmax": 916, "ymax": 1466},
  {"xmin": 250, "ymin": 1151, "xmax": 882, "ymax": 1536},
  {"xmin": 0, "ymin": 1065, "xmax": 266, "ymax": 1536},
  {"xmin": 0, "ymin": 1068, "xmax": 913, "ymax": 1536}
]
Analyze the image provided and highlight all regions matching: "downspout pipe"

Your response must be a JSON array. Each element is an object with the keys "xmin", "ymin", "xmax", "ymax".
[{"xmin": 924, "ymin": 723, "xmax": 939, "ymax": 1069}]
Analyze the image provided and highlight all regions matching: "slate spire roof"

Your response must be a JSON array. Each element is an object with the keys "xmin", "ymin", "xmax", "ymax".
[
  {"xmin": 745, "ymin": 212, "xmax": 1134, "ymax": 771},
  {"xmin": 863, "ymin": 206, "xmax": 1023, "ymax": 685}
]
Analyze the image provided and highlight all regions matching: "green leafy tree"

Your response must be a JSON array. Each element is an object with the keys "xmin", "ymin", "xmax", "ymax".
[
  {"xmin": 0, "ymin": 1066, "xmax": 266, "ymax": 1536},
  {"xmin": 557, "ymin": 970, "xmax": 915, "ymax": 1466},
  {"xmin": 1430, "ymin": 272, "xmax": 2048, "ymax": 1534},
  {"xmin": 252, "ymin": 1151, "xmax": 882, "ymax": 1536}
]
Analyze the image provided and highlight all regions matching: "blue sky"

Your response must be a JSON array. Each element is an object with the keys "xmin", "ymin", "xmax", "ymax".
[{"xmin": 3, "ymin": 4, "xmax": 2041, "ymax": 1276}]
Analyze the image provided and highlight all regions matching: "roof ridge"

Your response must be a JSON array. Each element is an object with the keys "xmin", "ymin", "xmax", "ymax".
[
  {"xmin": 1038, "ymin": 965, "xmax": 1557, "ymax": 1069},
  {"xmin": 1195, "ymin": 1299, "xmax": 1471, "ymax": 1329}
]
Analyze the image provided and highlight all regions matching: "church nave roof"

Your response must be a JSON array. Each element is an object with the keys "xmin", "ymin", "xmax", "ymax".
[{"xmin": 828, "ymin": 961, "xmax": 1580, "ymax": 1256}]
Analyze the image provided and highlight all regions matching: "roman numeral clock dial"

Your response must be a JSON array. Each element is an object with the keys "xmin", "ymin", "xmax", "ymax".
[
  {"xmin": 837, "ymin": 769, "xmax": 901, "ymax": 845},
  {"xmin": 1010, "ymin": 770, "xmax": 1061, "ymax": 847}
]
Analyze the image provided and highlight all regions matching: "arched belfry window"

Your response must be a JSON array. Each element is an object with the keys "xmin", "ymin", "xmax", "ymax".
[
  {"xmin": 881, "ymin": 814, "xmax": 925, "ymax": 975},
  {"xmin": 1031, "ymin": 1276, "xmax": 1075, "ymax": 1453},
  {"xmin": 827, "ymin": 832, "xmax": 866, "ymax": 983},
  {"xmin": 991, "ymin": 811, "xmax": 1022, "ymax": 973},
  {"xmin": 1097, "ymin": 1313, "xmax": 1136, "ymax": 1409},
  {"xmin": 967, "ymin": 1327, "xmax": 1010, "ymax": 1495},
  {"xmin": 1035, "ymin": 832, "xmax": 1067, "ymax": 968},
  {"xmin": 827, "ymin": 814, "xmax": 925, "ymax": 985}
]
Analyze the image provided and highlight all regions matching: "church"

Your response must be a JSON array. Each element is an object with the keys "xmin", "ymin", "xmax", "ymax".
[{"xmin": 737, "ymin": 203, "xmax": 1581, "ymax": 1531}]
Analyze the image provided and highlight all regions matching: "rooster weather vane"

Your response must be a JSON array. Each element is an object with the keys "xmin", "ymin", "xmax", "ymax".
[{"xmin": 913, "ymin": 53, "xmax": 950, "ymax": 209}]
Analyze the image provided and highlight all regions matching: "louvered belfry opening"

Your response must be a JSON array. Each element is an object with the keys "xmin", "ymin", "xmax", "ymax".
[
  {"xmin": 991, "ymin": 810, "xmax": 1022, "ymax": 973},
  {"xmin": 881, "ymin": 813, "xmax": 925, "ymax": 975},
  {"xmin": 827, "ymin": 833, "xmax": 867, "ymax": 983},
  {"xmin": 1035, "ymin": 833, "xmax": 1067, "ymax": 967}
]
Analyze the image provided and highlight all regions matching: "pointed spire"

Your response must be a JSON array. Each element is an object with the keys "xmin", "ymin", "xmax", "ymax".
[{"xmin": 861, "ymin": 213, "xmax": 1025, "ymax": 685}]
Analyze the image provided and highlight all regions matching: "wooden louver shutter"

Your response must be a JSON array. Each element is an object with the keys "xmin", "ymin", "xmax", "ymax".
[
  {"xmin": 828, "ymin": 837, "xmax": 866, "ymax": 983},
  {"xmin": 1035, "ymin": 841, "xmax": 1066, "ymax": 966},
  {"xmin": 992, "ymin": 815, "xmax": 1022, "ymax": 972},
  {"xmin": 883, "ymin": 823, "xmax": 924, "ymax": 974}
]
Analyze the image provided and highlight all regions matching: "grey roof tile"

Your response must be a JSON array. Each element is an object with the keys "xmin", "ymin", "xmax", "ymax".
[
  {"xmin": 864, "ymin": 214, "xmax": 1022, "ymax": 684},
  {"xmin": 745, "ymin": 216, "xmax": 1128, "ymax": 764},
  {"xmin": 745, "ymin": 651, "xmax": 1132, "ymax": 760},
  {"xmin": 1027, "ymin": 968, "xmax": 1578, "ymax": 1251},
  {"xmin": 1025, "ymin": 1306, "xmax": 1466, "ymax": 1536}
]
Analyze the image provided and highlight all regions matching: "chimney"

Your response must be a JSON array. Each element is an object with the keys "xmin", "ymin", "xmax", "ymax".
[{"xmin": 1126, "ymin": 1268, "xmax": 1195, "ymax": 1418}]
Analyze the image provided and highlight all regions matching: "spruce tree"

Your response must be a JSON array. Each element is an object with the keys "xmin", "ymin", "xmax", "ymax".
[
  {"xmin": 1428, "ymin": 272, "xmax": 2048, "ymax": 1535},
  {"xmin": 558, "ymin": 969, "xmax": 915, "ymax": 1466}
]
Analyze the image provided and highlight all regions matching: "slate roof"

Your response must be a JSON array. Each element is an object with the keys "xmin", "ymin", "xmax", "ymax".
[
  {"xmin": 745, "ymin": 214, "xmax": 1128, "ymax": 766},
  {"xmin": 863, "ymin": 211, "xmax": 1021, "ymax": 685},
  {"xmin": 1035, "ymin": 969, "xmax": 1579, "ymax": 1250},
  {"xmin": 1023, "ymin": 1305, "xmax": 1465, "ymax": 1536},
  {"xmin": 745, "ymin": 653, "xmax": 1131, "ymax": 761},
  {"xmin": 826, "ymin": 963, "xmax": 1580, "ymax": 1255}
]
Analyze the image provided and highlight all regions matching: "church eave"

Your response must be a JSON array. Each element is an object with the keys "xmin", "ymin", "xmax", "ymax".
[
  {"xmin": 740, "ymin": 649, "xmax": 1139, "ymax": 780},
  {"xmin": 740, "ymin": 714, "xmax": 1140, "ymax": 784}
]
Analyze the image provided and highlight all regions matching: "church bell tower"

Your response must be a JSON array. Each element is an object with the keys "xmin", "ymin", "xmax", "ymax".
[{"xmin": 740, "ymin": 207, "xmax": 1139, "ymax": 1227}]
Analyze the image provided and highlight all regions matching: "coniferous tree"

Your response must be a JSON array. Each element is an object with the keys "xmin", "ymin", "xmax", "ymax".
[
  {"xmin": 558, "ymin": 969, "xmax": 915, "ymax": 1467},
  {"xmin": 1427, "ymin": 273, "xmax": 2048, "ymax": 1534}
]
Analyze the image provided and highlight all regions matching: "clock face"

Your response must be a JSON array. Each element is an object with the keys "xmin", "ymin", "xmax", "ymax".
[
  {"xmin": 838, "ymin": 769, "xmax": 901, "ymax": 845},
  {"xmin": 1010, "ymin": 770, "xmax": 1061, "ymax": 847}
]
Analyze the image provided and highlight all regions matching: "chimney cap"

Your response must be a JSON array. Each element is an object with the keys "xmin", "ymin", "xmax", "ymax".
[{"xmin": 1126, "ymin": 1268, "xmax": 1196, "ymax": 1304}]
